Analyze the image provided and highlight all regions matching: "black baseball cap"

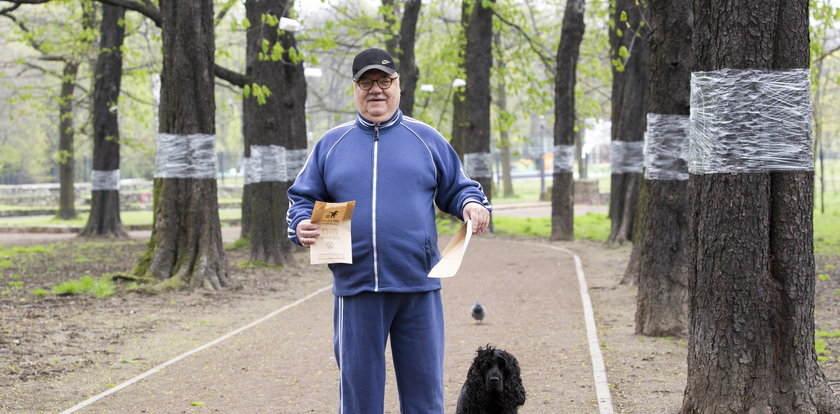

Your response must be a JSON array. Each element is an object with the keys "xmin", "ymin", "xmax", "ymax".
[{"xmin": 352, "ymin": 48, "xmax": 398, "ymax": 81}]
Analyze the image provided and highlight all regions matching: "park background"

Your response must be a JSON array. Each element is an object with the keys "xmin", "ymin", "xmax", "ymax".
[{"xmin": 1, "ymin": 0, "xmax": 840, "ymax": 413}]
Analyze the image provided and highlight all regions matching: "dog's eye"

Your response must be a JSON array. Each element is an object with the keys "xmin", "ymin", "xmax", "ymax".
[{"xmin": 497, "ymin": 357, "xmax": 507, "ymax": 369}]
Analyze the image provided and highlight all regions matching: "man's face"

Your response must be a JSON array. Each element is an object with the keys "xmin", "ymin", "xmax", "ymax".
[{"xmin": 354, "ymin": 69, "xmax": 400, "ymax": 124}]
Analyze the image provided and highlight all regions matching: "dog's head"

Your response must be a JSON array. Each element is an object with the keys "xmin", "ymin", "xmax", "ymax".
[{"xmin": 465, "ymin": 345, "xmax": 526, "ymax": 407}]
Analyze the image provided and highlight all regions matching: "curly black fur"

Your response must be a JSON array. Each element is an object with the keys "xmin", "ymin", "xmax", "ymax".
[{"xmin": 456, "ymin": 345, "xmax": 526, "ymax": 414}]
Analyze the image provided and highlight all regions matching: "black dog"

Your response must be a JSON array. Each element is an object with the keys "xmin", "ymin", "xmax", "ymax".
[{"xmin": 456, "ymin": 345, "xmax": 526, "ymax": 414}]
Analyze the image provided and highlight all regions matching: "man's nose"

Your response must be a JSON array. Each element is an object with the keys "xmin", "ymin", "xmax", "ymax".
[{"xmin": 369, "ymin": 81, "xmax": 384, "ymax": 93}]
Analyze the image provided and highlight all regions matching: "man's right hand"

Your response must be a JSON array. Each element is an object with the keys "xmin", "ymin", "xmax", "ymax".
[{"xmin": 297, "ymin": 219, "xmax": 321, "ymax": 247}]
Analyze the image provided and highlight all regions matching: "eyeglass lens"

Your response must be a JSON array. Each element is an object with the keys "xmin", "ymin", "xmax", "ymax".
[{"xmin": 358, "ymin": 77, "xmax": 395, "ymax": 90}]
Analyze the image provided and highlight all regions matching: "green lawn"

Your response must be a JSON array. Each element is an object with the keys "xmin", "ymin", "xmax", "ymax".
[{"xmin": 0, "ymin": 209, "xmax": 241, "ymax": 227}]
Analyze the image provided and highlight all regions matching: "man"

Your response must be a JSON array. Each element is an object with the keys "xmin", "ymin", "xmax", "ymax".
[{"xmin": 287, "ymin": 48, "xmax": 491, "ymax": 413}]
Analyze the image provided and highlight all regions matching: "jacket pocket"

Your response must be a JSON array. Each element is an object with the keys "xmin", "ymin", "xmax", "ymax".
[{"xmin": 424, "ymin": 238, "xmax": 434, "ymax": 272}]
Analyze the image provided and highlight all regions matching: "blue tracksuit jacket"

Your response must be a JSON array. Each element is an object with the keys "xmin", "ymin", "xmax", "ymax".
[{"xmin": 287, "ymin": 110, "xmax": 492, "ymax": 296}]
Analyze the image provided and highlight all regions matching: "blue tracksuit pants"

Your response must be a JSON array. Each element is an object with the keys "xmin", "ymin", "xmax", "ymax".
[{"xmin": 334, "ymin": 290, "xmax": 445, "ymax": 414}]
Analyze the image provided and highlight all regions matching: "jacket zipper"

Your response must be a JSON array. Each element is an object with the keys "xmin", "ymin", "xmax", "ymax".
[{"xmin": 372, "ymin": 124, "xmax": 380, "ymax": 292}]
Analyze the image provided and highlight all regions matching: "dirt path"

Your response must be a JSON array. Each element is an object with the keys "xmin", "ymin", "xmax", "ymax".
[{"xmin": 56, "ymin": 237, "xmax": 610, "ymax": 413}]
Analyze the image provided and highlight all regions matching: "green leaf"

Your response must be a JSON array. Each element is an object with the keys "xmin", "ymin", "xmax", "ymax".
[
  {"xmin": 618, "ymin": 46, "xmax": 630, "ymax": 59},
  {"xmin": 620, "ymin": 11, "xmax": 628, "ymax": 21}
]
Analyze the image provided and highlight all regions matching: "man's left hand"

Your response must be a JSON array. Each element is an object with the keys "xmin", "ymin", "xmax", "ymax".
[{"xmin": 463, "ymin": 203, "xmax": 490, "ymax": 235}]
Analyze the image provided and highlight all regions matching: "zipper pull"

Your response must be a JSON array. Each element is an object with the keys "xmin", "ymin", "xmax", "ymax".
[{"xmin": 374, "ymin": 124, "xmax": 379, "ymax": 142}]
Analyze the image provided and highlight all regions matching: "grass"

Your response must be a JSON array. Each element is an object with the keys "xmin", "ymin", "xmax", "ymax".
[
  {"xmin": 0, "ymin": 209, "xmax": 241, "ymax": 227},
  {"xmin": 436, "ymin": 212, "xmax": 610, "ymax": 242},
  {"xmin": 491, "ymin": 213, "xmax": 610, "ymax": 242},
  {"xmin": 51, "ymin": 275, "xmax": 115, "ymax": 298}
]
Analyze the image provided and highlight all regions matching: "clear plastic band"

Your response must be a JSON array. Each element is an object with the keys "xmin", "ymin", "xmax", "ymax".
[
  {"xmin": 611, "ymin": 141, "xmax": 644, "ymax": 174},
  {"xmin": 644, "ymin": 114, "xmax": 690, "ymax": 181},
  {"xmin": 689, "ymin": 68, "xmax": 813, "ymax": 174},
  {"xmin": 286, "ymin": 149, "xmax": 308, "ymax": 180},
  {"xmin": 242, "ymin": 156, "xmax": 255, "ymax": 185},
  {"xmin": 553, "ymin": 145, "xmax": 575, "ymax": 173},
  {"xmin": 246, "ymin": 145, "xmax": 287, "ymax": 184},
  {"xmin": 464, "ymin": 152, "xmax": 492, "ymax": 179},
  {"xmin": 91, "ymin": 169, "xmax": 120, "ymax": 191},
  {"xmin": 154, "ymin": 133, "xmax": 217, "ymax": 179}
]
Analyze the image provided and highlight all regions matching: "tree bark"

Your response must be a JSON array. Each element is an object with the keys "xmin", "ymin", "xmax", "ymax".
[
  {"xmin": 493, "ymin": 33, "xmax": 514, "ymax": 199},
  {"xmin": 56, "ymin": 2, "xmax": 95, "ymax": 220},
  {"xmin": 134, "ymin": 0, "xmax": 230, "ymax": 290},
  {"xmin": 394, "ymin": 0, "xmax": 420, "ymax": 117},
  {"xmin": 57, "ymin": 60, "xmax": 79, "ymax": 220},
  {"xmin": 631, "ymin": 0, "xmax": 691, "ymax": 336},
  {"xmin": 550, "ymin": 0, "xmax": 586, "ymax": 241},
  {"xmin": 681, "ymin": 0, "xmax": 840, "ymax": 411},
  {"xmin": 463, "ymin": 0, "xmax": 494, "ymax": 209},
  {"xmin": 450, "ymin": 0, "xmax": 470, "ymax": 159},
  {"xmin": 607, "ymin": 0, "xmax": 648, "ymax": 245},
  {"xmin": 242, "ymin": 0, "xmax": 305, "ymax": 265},
  {"xmin": 81, "ymin": 4, "xmax": 129, "ymax": 238}
]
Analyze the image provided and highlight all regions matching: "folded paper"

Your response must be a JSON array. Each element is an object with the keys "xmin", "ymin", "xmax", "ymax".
[
  {"xmin": 428, "ymin": 220, "xmax": 472, "ymax": 278},
  {"xmin": 309, "ymin": 201, "xmax": 355, "ymax": 265}
]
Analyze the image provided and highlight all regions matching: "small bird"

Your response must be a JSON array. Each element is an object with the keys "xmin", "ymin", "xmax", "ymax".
[{"xmin": 471, "ymin": 301, "xmax": 485, "ymax": 324}]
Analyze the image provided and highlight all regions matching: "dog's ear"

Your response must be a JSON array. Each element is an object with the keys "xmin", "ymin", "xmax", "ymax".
[{"xmin": 503, "ymin": 374, "xmax": 527, "ymax": 407}]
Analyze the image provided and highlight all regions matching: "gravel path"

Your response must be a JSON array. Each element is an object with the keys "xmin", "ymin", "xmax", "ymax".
[{"xmin": 65, "ymin": 237, "xmax": 605, "ymax": 413}]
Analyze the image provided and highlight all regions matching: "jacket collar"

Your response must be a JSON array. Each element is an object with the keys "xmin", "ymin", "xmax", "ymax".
[{"xmin": 356, "ymin": 109, "xmax": 402, "ymax": 132}]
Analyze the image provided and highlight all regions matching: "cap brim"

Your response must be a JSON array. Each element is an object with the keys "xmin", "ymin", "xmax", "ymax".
[{"xmin": 353, "ymin": 64, "xmax": 396, "ymax": 81}]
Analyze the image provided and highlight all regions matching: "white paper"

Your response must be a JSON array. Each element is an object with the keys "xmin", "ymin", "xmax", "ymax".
[{"xmin": 427, "ymin": 220, "xmax": 472, "ymax": 278}]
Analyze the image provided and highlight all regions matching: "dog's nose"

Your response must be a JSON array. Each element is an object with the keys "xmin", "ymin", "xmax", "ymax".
[{"xmin": 489, "ymin": 376, "xmax": 500, "ymax": 384}]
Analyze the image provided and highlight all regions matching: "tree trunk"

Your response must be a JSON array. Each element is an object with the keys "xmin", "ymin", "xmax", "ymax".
[
  {"xmin": 383, "ymin": 0, "xmax": 421, "ymax": 117},
  {"xmin": 450, "ymin": 0, "xmax": 470, "ymax": 159},
  {"xmin": 463, "ymin": 0, "xmax": 494, "ymax": 211},
  {"xmin": 57, "ymin": 60, "xmax": 79, "ymax": 220},
  {"xmin": 81, "ymin": 4, "xmax": 129, "ymax": 238},
  {"xmin": 243, "ymin": 0, "xmax": 305, "ymax": 265},
  {"xmin": 493, "ymin": 32, "xmax": 514, "ymax": 199},
  {"xmin": 681, "ymin": 0, "xmax": 840, "ymax": 411},
  {"xmin": 551, "ymin": 0, "xmax": 586, "ymax": 241},
  {"xmin": 134, "ymin": 0, "xmax": 230, "ymax": 290},
  {"xmin": 607, "ymin": 0, "xmax": 648, "ymax": 245},
  {"xmin": 631, "ymin": 0, "xmax": 691, "ymax": 336}
]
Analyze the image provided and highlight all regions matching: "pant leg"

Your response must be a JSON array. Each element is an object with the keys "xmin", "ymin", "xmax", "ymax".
[
  {"xmin": 389, "ymin": 290, "xmax": 445, "ymax": 414},
  {"xmin": 334, "ymin": 292, "xmax": 393, "ymax": 414}
]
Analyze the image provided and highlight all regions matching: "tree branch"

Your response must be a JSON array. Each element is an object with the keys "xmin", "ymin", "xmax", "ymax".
[
  {"xmin": 816, "ymin": 43, "xmax": 840, "ymax": 63},
  {"xmin": 0, "ymin": 2, "xmax": 22, "ymax": 16},
  {"xmin": 491, "ymin": 9, "xmax": 554, "ymax": 76},
  {"xmin": 214, "ymin": 64, "xmax": 248, "ymax": 88},
  {"xmin": 0, "ymin": 0, "xmax": 51, "ymax": 4},
  {"xmin": 94, "ymin": 0, "xmax": 160, "ymax": 26}
]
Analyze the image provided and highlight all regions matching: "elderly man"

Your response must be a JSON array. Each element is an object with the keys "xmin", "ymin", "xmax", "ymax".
[{"xmin": 287, "ymin": 48, "xmax": 491, "ymax": 413}]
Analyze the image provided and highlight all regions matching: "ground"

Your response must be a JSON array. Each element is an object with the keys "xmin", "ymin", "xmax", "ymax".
[{"xmin": 0, "ymin": 232, "xmax": 838, "ymax": 413}]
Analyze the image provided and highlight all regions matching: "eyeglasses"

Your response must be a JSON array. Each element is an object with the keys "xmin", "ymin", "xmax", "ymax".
[{"xmin": 355, "ymin": 76, "xmax": 398, "ymax": 91}]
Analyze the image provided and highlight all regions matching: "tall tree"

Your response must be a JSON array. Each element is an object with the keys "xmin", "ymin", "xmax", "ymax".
[
  {"xmin": 607, "ymin": 0, "xmax": 649, "ymax": 245},
  {"xmin": 550, "ymin": 0, "xmax": 586, "ymax": 241},
  {"xmin": 242, "ymin": 0, "xmax": 306, "ymax": 265},
  {"xmin": 632, "ymin": 0, "xmax": 691, "ymax": 337},
  {"xmin": 462, "ymin": 0, "xmax": 494, "ymax": 208},
  {"xmin": 382, "ymin": 0, "xmax": 421, "ymax": 117},
  {"xmin": 1, "ymin": 1, "xmax": 97, "ymax": 219},
  {"xmin": 493, "ymin": 32, "xmax": 514, "ymax": 198},
  {"xmin": 134, "ymin": 0, "xmax": 230, "ymax": 290},
  {"xmin": 80, "ymin": 3, "xmax": 128, "ymax": 237},
  {"xmin": 682, "ymin": 0, "xmax": 840, "ymax": 411},
  {"xmin": 450, "ymin": 0, "xmax": 470, "ymax": 159}
]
